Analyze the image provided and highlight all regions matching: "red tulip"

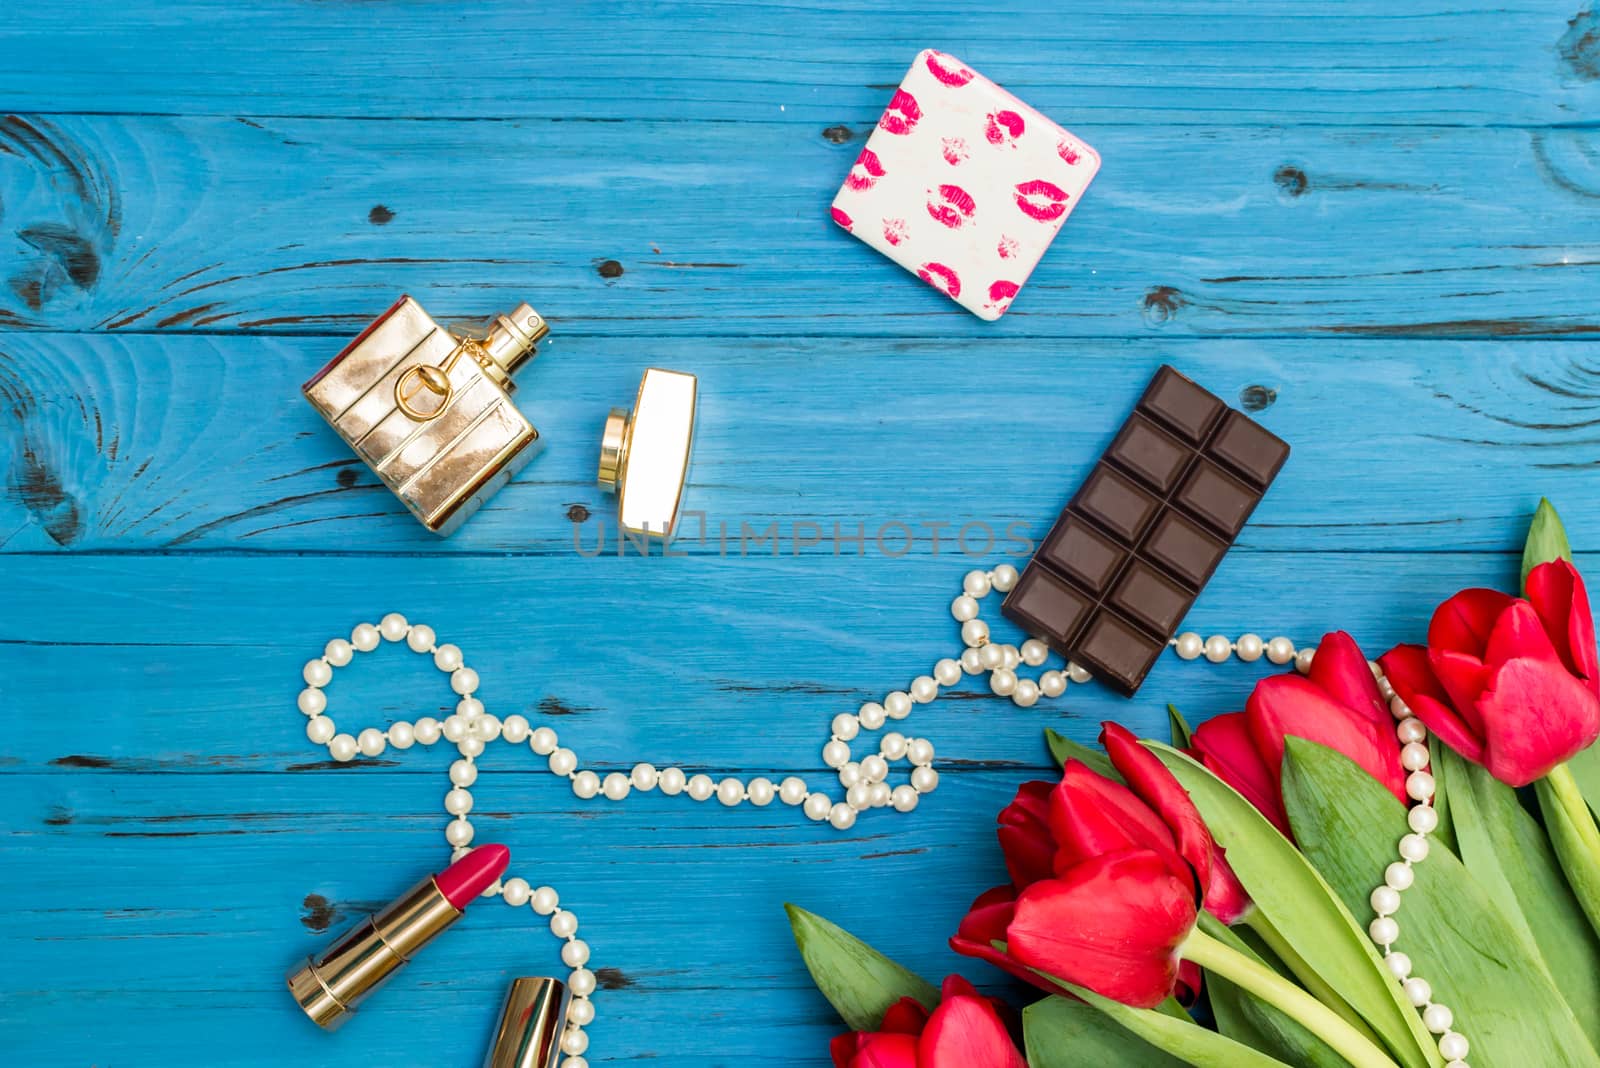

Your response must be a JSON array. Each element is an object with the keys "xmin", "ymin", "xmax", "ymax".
[
  {"xmin": 1379, "ymin": 562, "xmax": 1600, "ymax": 786},
  {"xmin": 996, "ymin": 780, "xmax": 1054, "ymax": 887},
  {"xmin": 829, "ymin": 975, "xmax": 1024, "ymax": 1068},
  {"xmin": 1190, "ymin": 631, "xmax": 1406, "ymax": 837}
]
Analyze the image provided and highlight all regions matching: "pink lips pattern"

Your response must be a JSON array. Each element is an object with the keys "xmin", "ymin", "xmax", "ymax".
[
  {"xmin": 917, "ymin": 262, "xmax": 961, "ymax": 297},
  {"xmin": 985, "ymin": 279, "xmax": 1020, "ymax": 314},
  {"xmin": 830, "ymin": 207, "xmax": 853, "ymax": 232},
  {"xmin": 883, "ymin": 217, "xmax": 908, "ymax": 245},
  {"xmin": 985, "ymin": 109, "xmax": 1025, "ymax": 146},
  {"xmin": 941, "ymin": 137, "xmax": 969, "ymax": 166},
  {"xmin": 925, "ymin": 183, "xmax": 975, "ymax": 229},
  {"xmin": 846, "ymin": 147, "xmax": 886, "ymax": 191},
  {"xmin": 878, "ymin": 89, "xmax": 921, "ymax": 135},
  {"xmin": 1013, "ymin": 179, "xmax": 1070, "ymax": 222},
  {"xmin": 924, "ymin": 51, "xmax": 976, "ymax": 87}
]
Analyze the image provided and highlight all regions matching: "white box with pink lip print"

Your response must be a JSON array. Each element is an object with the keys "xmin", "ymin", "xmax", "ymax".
[{"xmin": 830, "ymin": 49, "xmax": 1100, "ymax": 321}]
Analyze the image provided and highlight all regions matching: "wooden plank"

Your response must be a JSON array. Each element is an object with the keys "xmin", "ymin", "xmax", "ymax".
[
  {"xmin": 1, "ymin": 332, "xmax": 1593, "ymax": 554},
  {"xmin": 4, "ymin": 116, "xmax": 1600, "ymax": 338},
  {"xmin": 2, "ymin": 1, "xmax": 1599, "ymax": 125}
]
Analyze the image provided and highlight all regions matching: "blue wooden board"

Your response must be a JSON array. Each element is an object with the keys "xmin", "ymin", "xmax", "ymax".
[{"xmin": 4, "ymin": 2, "xmax": 1600, "ymax": 1065}]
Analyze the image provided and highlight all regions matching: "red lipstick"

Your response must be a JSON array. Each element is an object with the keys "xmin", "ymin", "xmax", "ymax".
[{"xmin": 287, "ymin": 844, "xmax": 511, "ymax": 1029}]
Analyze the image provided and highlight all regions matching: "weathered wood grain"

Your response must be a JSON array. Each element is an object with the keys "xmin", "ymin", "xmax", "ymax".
[
  {"xmin": 3, "ymin": 1, "xmax": 1600, "ymax": 125},
  {"xmin": 4, "ymin": 116, "xmax": 1600, "ymax": 337}
]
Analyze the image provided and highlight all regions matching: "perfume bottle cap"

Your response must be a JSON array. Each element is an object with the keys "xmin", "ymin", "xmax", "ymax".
[
  {"xmin": 483, "ymin": 976, "xmax": 569, "ymax": 1068},
  {"xmin": 597, "ymin": 368, "xmax": 698, "ymax": 539}
]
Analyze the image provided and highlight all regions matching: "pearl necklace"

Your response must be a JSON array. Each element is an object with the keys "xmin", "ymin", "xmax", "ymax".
[{"xmin": 292, "ymin": 566, "xmax": 1465, "ymax": 1067}]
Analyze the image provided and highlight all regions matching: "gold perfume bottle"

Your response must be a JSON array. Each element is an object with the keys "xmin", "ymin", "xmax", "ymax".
[{"xmin": 303, "ymin": 296, "xmax": 549, "ymax": 535}]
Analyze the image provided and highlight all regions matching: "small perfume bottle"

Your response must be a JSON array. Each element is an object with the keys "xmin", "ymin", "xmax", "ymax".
[{"xmin": 303, "ymin": 296, "xmax": 549, "ymax": 535}]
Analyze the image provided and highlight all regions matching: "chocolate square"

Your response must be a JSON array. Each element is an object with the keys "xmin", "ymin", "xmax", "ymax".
[
  {"xmin": 1107, "ymin": 413, "xmax": 1193, "ymax": 495},
  {"xmin": 1175, "ymin": 460, "xmax": 1259, "ymax": 539},
  {"xmin": 1209, "ymin": 409, "xmax": 1291, "ymax": 489},
  {"xmin": 1039, "ymin": 516, "xmax": 1127, "ymax": 595},
  {"xmin": 1142, "ymin": 512, "xmax": 1228, "ymax": 590},
  {"xmin": 1110, "ymin": 560, "xmax": 1193, "ymax": 637},
  {"xmin": 1005, "ymin": 567, "xmax": 1092, "ymax": 650},
  {"xmin": 1073, "ymin": 611, "xmax": 1168, "ymax": 697},
  {"xmin": 1139, "ymin": 366, "xmax": 1225, "ymax": 444},
  {"xmin": 1074, "ymin": 464, "xmax": 1161, "ymax": 544}
]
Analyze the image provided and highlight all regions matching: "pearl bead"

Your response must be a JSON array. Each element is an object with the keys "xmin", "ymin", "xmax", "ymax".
[
  {"xmin": 1385, "ymin": 952, "xmax": 1412, "ymax": 980},
  {"xmin": 829, "ymin": 802, "xmax": 857, "ymax": 829},
  {"xmin": 911, "ymin": 766, "xmax": 939, "ymax": 793},
  {"xmin": 1438, "ymin": 1033, "xmax": 1468, "ymax": 1061},
  {"xmin": 458, "ymin": 735, "xmax": 485, "ymax": 759},
  {"xmin": 603, "ymin": 773, "xmax": 631, "ymax": 801},
  {"xmin": 831, "ymin": 713, "xmax": 860, "ymax": 741},
  {"xmin": 450, "ymin": 667, "xmax": 479, "ymax": 695},
  {"xmin": 550, "ymin": 910, "xmax": 578, "ymax": 938},
  {"xmin": 561, "ymin": 940, "xmax": 590, "ymax": 968},
  {"xmin": 803, "ymin": 793, "xmax": 831, "ymax": 821},
  {"xmin": 630, "ymin": 762, "xmax": 658, "ymax": 790},
  {"xmin": 389, "ymin": 721, "xmax": 417, "ymax": 749},
  {"xmin": 1039, "ymin": 670, "xmax": 1066, "ymax": 697},
  {"xmin": 658, "ymin": 767, "xmax": 687, "ymax": 795},
  {"xmin": 406, "ymin": 624, "xmax": 436, "ymax": 653},
  {"xmin": 868, "ymin": 782, "xmax": 891, "ymax": 807},
  {"xmin": 350, "ymin": 623, "xmax": 380, "ymax": 651},
  {"xmin": 838, "ymin": 762, "xmax": 862, "ymax": 788},
  {"xmin": 353, "ymin": 728, "xmax": 383, "ymax": 756},
  {"xmin": 1406, "ymin": 771, "xmax": 1435, "ymax": 802},
  {"xmin": 1266, "ymin": 637, "xmax": 1296, "ymax": 665},
  {"xmin": 548, "ymin": 748, "xmax": 578, "ymax": 777},
  {"xmin": 445, "ymin": 818, "xmax": 474, "ymax": 846},
  {"xmin": 879, "ymin": 732, "xmax": 908, "ymax": 760},
  {"xmin": 1175, "ymin": 633, "xmax": 1204, "ymax": 660},
  {"xmin": 963, "ymin": 569, "xmax": 991, "ymax": 597},
  {"xmin": 822, "ymin": 740, "xmax": 850, "ymax": 768},
  {"xmin": 979, "ymin": 643, "xmax": 1004, "ymax": 670},
  {"xmin": 1386, "ymin": 861, "xmax": 1415, "ymax": 891},
  {"xmin": 1378, "ymin": 677, "xmax": 1396, "ymax": 700},
  {"xmin": 500, "ymin": 714, "xmax": 529, "ymax": 744},
  {"xmin": 532, "ymin": 886, "xmax": 559, "ymax": 914},
  {"xmin": 1369, "ymin": 917, "xmax": 1399, "ymax": 945},
  {"xmin": 1371, "ymin": 885, "xmax": 1401, "ymax": 917},
  {"xmin": 323, "ymin": 639, "xmax": 354, "ymax": 667},
  {"xmin": 1399, "ymin": 834, "xmax": 1430, "ymax": 863},
  {"xmin": 1408, "ymin": 805, "xmax": 1439, "ymax": 835},
  {"xmin": 457, "ymin": 696, "xmax": 484, "ymax": 719},
  {"xmin": 569, "ymin": 998, "xmax": 596, "ymax": 1026},
  {"xmin": 778, "ymin": 777, "xmax": 806, "ymax": 805},
  {"xmin": 892, "ymin": 785, "xmax": 919, "ymax": 812},
  {"xmin": 961, "ymin": 619, "xmax": 989, "ymax": 648},
  {"xmin": 572, "ymin": 771, "xmax": 600, "ymax": 799},
  {"xmin": 717, "ymin": 778, "xmax": 744, "ymax": 806},
  {"xmin": 1235, "ymin": 633, "xmax": 1264, "ymax": 662},
  {"xmin": 306, "ymin": 717, "xmax": 335, "ymax": 744},
  {"xmin": 910, "ymin": 675, "xmax": 938, "ymax": 703},
  {"xmin": 473, "ymin": 715, "xmax": 501, "ymax": 742},
  {"xmin": 443, "ymin": 715, "xmax": 468, "ymax": 743},
  {"xmin": 960, "ymin": 648, "xmax": 984, "ymax": 674},
  {"xmin": 687, "ymin": 774, "xmax": 715, "ymax": 802},
  {"xmin": 884, "ymin": 691, "xmax": 912, "ymax": 719},
  {"xmin": 1403, "ymin": 977, "xmax": 1432, "ymax": 1007},
  {"xmin": 935, "ymin": 658, "xmax": 963, "ymax": 685},
  {"xmin": 501, "ymin": 878, "xmax": 530, "ymax": 907},
  {"xmin": 747, "ymin": 777, "xmax": 775, "ymax": 806},
  {"xmin": 561, "ymin": 1028, "xmax": 589, "ymax": 1057},
  {"xmin": 433, "ymin": 644, "xmax": 464, "ymax": 672},
  {"xmin": 1423, "ymin": 1004, "xmax": 1453, "ymax": 1034},
  {"xmin": 1390, "ymin": 695, "xmax": 1411, "ymax": 720},
  {"xmin": 1205, "ymin": 635, "xmax": 1233, "ymax": 663},
  {"xmin": 989, "ymin": 668, "xmax": 1017, "ymax": 696},
  {"xmin": 1012, "ymin": 678, "xmax": 1040, "ymax": 707},
  {"xmin": 1401, "ymin": 742, "xmax": 1430, "ymax": 772},
  {"xmin": 992, "ymin": 563, "xmax": 1019, "ymax": 591},
  {"xmin": 568, "ymin": 966, "xmax": 595, "ymax": 996},
  {"xmin": 298, "ymin": 688, "xmax": 327, "ymax": 716},
  {"xmin": 445, "ymin": 787, "xmax": 474, "ymax": 815},
  {"xmin": 530, "ymin": 727, "xmax": 558, "ymax": 755},
  {"xmin": 1398, "ymin": 718, "xmax": 1428, "ymax": 745},
  {"xmin": 329, "ymin": 733, "xmax": 358, "ymax": 761},
  {"xmin": 907, "ymin": 738, "xmax": 934, "ymax": 765},
  {"xmin": 860, "ymin": 755, "xmax": 888, "ymax": 782},
  {"xmin": 303, "ymin": 659, "xmax": 333, "ymax": 688},
  {"xmin": 379, "ymin": 613, "xmax": 409, "ymax": 641},
  {"xmin": 1067, "ymin": 661, "xmax": 1091, "ymax": 684},
  {"xmin": 858, "ymin": 702, "xmax": 887, "ymax": 730},
  {"xmin": 1295, "ymin": 647, "xmax": 1315, "ymax": 673},
  {"xmin": 999, "ymin": 644, "xmax": 1021, "ymax": 671},
  {"xmin": 414, "ymin": 717, "xmax": 441, "ymax": 745},
  {"xmin": 951, "ymin": 595, "xmax": 979, "ymax": 622},
  {"xmin": 1020, "ymin": 638, "xmax": 1049, "ymax": 666}
]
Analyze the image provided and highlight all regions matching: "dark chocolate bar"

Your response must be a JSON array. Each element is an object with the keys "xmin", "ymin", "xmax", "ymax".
[{"xmin": 1002, "ymin": 366, "xmax": 1289, "ymax": 695}]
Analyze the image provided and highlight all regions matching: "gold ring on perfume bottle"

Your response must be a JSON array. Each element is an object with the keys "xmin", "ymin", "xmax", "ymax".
[{"xmin": 394, "ymin": 362, "xmax": 455, "ymax": 420}]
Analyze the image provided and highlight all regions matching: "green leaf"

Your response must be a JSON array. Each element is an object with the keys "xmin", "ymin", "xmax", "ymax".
[
  {"xmin": 1437, "ymin": 746, "xmax": 1600, "ymax": 1048},
  {"xmin": 1282, "ymin": 738, "xmax": 1600, "ymax": 1067},
  {"xmin": 1536, "ymin": 774, "xmax": 1600, "ymax": 942},
  {"xmin": 1522, "ymin": 497, "xmax": 1574, "ymax": 594},
  {"xmin": 1423, "ymin": 738, "xmax": 1457, "ymax": 855},
  {"xmin": 1023, "ymin": 997, "xmax": 1187, "ymax": 1068},
  {"xmin": 1039, "ymin": 977, "xmax": 1294, "ymax": 1068},
  {"xmin": 1570, "ymin": 740, "xmax": 1600, "ymax": 816},
  {"xmin": 1044, "ymin": 727, "xmax": 1118, "ymax": 780},
  {"xmin": 1148, "ymin": 741, "xmax": 1439, "ymax": 1068},
  {"xmin": 1198, "ymin": 913, "xmax": 1347, "ymax": 1067},
  {"xmin": 784, "ymin": 904, "xmax": 937, "ymax": 1031},
  {"xmin": 1168, "ymin": 704, "xmax": 1194, "ymax": 748}
]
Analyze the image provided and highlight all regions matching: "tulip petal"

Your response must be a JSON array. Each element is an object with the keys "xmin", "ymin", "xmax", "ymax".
[
  {"xmin": 1175, "ymin": 958, "xmax": 1204, "ymax": 1007},
  {"xmin": 1307, "ymin": 630, "xmax": 1389, "ymax": 728},
  {"xmin": 1486, "ymin": 599, "xmax": 1566, "ymax": 667},
  {"xmin": 997, "ymin": 780, "xmax": 1056, "ymax": 887},
  {"xmin": 1429, "ymin": 587, "xmax": 1516, "ymax": 654},
  {"xmin": 1101, "ymin": 721, "xmax": 1213, "ymax": 896},
  {"xmin": 1248, "ymin": 674, "xmax": 1407, "ymax": 804},
  {"xmin": 1427, "ymin": 648, "xmax": 1493, "ymax": 736},
  {"xmin": 919, "ymin": 990, "xmax": 1026, "ymax": 1068},
  {"xmin": 950, "ymin": 885, "xmax": 1056, "ymax": 991},
  {"xmin": 1008, "ymin": 850, "xmax": 1197, "ymax": 1009},
  {"xmin": 1478, "ymin": 657, "xmax": 1600, "ymax": 786},
  {"xmin": 851, "ymin": 1033, "xmax": 921, "ymax": 1068},
  {"xmin": 831, "ymin": 1032, "xmax": 860, "ymax": 1068},
  {"xmin": 1049, "ymin": 760, "xmax": 1188, "ymax": 884},
  {"xmin": 880, "ymin": 997, "xmax": 931, "ymax": 1035},
  {"xmin": 1527, "ymin": 560, "xmax": 1600, "ymax": 697},
  {"xmin": 1380, "ymin": 644, "xmax": 1486, "ymax": 766},
  {"xmin": 1190, "ymin": 712, "xmax": 1292, "ymax": 837}
]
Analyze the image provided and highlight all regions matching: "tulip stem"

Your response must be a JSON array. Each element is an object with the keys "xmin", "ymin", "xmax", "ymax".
[
  {"xmin": 1548, "ymin": 763, "xmax": 1600, "ymax": 863},
  {"xmin": 1233, "ymin": 910, "xmax": 1384, "ymax": 1051},
  {"xmin": 1181, "ymin": 927, "xmax": 1401, "ymax": 1068}
]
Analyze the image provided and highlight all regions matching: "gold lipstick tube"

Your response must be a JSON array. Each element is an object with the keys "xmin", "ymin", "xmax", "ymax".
[{"xmin": 286, "ymin": 875, "xmax": 462, "ymax": 1030}]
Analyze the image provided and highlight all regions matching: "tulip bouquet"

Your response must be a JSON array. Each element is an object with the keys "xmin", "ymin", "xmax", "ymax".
[{"xmin": 787, "ymin": 501, "xmax": 1600, "ymax": 1068}]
